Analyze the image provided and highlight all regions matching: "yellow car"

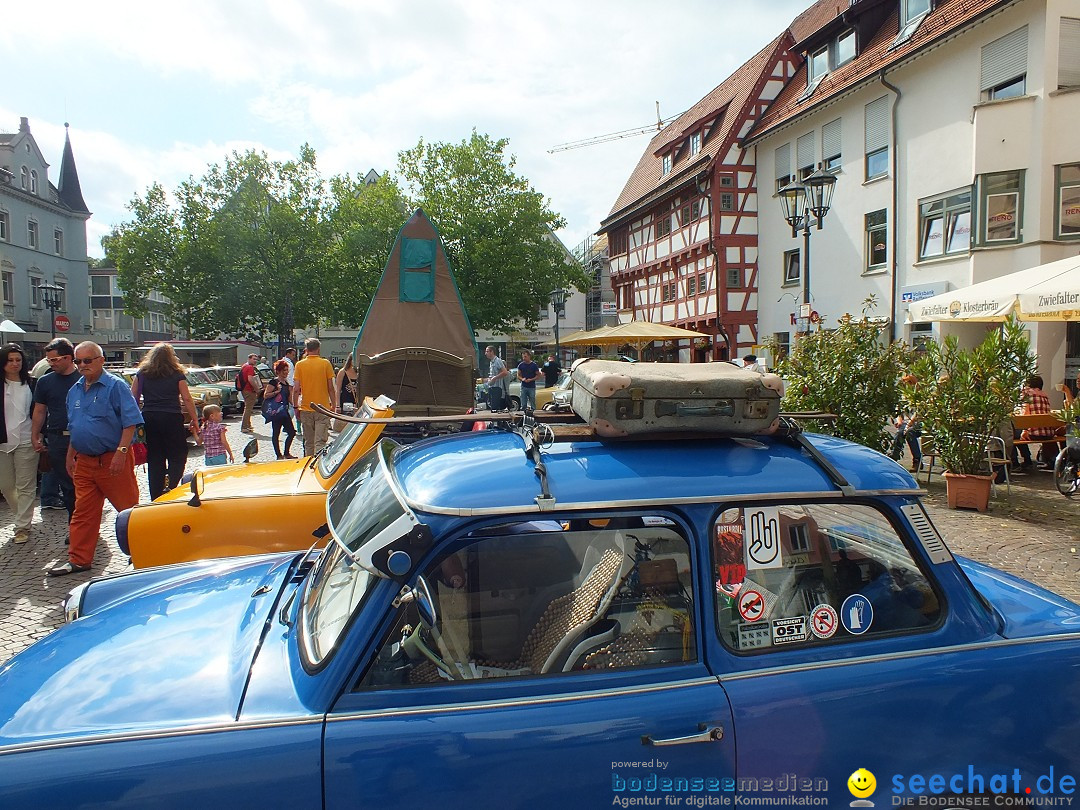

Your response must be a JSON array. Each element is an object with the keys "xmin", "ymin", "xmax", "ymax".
[{"xmin": 116, "ymin": 396, "xmax": 395, "ymax": 568}]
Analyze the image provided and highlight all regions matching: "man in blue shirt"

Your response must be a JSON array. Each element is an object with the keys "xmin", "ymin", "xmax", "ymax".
[
  {"xmin": 30, "ymin": 338, "xmax": 80, "ymax": 520},
  {"xmin": 49, "ymin": 342, "xmax": 143, "ymax": 576},
  {"xmin": 516, "ymin": 350, "xmax": 540, "ymax": 411}
]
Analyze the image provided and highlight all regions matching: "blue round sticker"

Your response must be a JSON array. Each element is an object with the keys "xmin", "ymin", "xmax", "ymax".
[{"xmin": 840, "ymin": 594, "xmax": 873, "ymax": 635}]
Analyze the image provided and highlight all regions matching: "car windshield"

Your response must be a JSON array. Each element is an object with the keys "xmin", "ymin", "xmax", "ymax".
[
  {"xmin": 202, "ymin": 369, "xmax": 224, "ymax": 383},
  {"xmin": 301, "ymin": 441, "xmax": 402, "ymax": 664},
  {"xmin": 317, "ymin": 400, "xmax": 379, "ymax": 478}
]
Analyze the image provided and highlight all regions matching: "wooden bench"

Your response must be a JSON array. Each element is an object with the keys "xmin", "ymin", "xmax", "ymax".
[{"xmin": 1012, "ymin": 413, "xmax": 1067, "ymax": 462}]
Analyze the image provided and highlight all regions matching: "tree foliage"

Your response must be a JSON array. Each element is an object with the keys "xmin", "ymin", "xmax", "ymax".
[
  {"xmin": 774, "ymin": 299, "xmax": 913, "ymax": 452},
  {"xmin": 397, "ymin": 131, "xmax": 590, "ymax": 333}
]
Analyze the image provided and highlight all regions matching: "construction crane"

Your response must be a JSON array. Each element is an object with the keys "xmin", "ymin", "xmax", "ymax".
[{"xmin": 548, "ymin": 102, "xmax": 685, "ymax": 154}]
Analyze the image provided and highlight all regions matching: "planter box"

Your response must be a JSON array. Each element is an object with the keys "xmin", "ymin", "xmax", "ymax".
[{"xmin": 943, "ymin": 472, "xmax": 993, "ymax": 512}]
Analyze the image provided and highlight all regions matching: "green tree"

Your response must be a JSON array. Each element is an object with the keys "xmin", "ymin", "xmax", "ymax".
[
  {"xmin": 397, "ymin": 131, "xmax": 590, "ymax": 333},
  {"xmin": 774, "ymin": 299, "xmax": 913, "ymax": 452}
]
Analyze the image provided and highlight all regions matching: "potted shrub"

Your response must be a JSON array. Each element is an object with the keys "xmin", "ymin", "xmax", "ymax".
[{"xmin": 906, "ymin": 318, "xmax": 1036, "ymax": 511}]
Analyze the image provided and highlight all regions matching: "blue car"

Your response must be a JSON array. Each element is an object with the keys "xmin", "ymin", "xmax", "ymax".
[{"xmin": 2, "ymin": 421, "xmax": 1079, "ymax": 808}]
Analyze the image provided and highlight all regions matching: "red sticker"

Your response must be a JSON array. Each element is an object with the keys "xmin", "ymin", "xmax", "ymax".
[{"xmin": 738, "ymin": 588, "xmax": 766, "ymax": 622}]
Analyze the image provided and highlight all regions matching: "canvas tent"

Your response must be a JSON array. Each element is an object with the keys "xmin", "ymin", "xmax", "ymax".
[
  {"xmin": 907, "ymin": 255, "xmax": 1080, "ymax": 323},
  {"xmin": 353, "ymin": 208, "xmax": 477, "ymax": 362}
]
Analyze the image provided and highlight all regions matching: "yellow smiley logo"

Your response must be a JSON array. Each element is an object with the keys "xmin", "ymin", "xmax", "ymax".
[{"xmin": 848, "ymin": 768, "xmax": 877, "ymax": 798}]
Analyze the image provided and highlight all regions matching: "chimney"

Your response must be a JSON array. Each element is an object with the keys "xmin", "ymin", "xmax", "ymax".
[{"xmin": 19, "ymin": 117, "xmax": 29, "ymax": 133}]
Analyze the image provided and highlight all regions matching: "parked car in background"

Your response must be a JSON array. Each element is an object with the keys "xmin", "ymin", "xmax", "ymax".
[
  {"xmin": 3, "ymin": 363, "xmax": 1078, "ymax": 806},
  {"xmin": 190, "ymin": 367, "xmax": 241, "ymax": 414},
  {"xmin": 116, "ymin": 396, "xmax": 396, "ymax": 568}
]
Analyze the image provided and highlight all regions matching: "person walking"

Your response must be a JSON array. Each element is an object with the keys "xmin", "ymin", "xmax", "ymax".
[
  {"xmin": 292, "ymin": 338, "xmax": 336, "ymax": 456},
  {"xmin": 542, "ymin": 354, "xmax": 561, "ymax": 388},
  {"xmin": 30, "ymin": 338, "xmax": 80, "ymax": 521},
  {"xmin": 199, "ymin": 405, "xmax": 234, "ymax": 466},
  {"xmin": 130, "ymin": 342, "xmax": 201, "ymax": 500},
  {"xmin": 263, "ymin": 360, "xmax": 297, "ymax": 459},
  {"xmin": 50, "ymin": 341, "xmax": 143, "ymax": 576},
  {"xmin": 483, "ymin": 346, "xmax": 510, "ymax": 411},
  {"xmin": 239, "ymin": 353, "xmax": 263, "ymax": 433},
  {"xmin": 0, "ymin": 344, "xmax": 38, "ymax": 545},
  {"xmin": 336, "ymin": 355, "xmax": 358, "ymax": 414},
  {"xmin": 516, "ymin": 350, "xmax": 540, "ymax": 411}
]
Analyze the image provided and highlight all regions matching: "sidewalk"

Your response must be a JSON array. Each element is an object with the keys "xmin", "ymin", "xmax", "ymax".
[{"xmin": 2, "ymin": 437, "xmax": 1079, "ymax": 663}]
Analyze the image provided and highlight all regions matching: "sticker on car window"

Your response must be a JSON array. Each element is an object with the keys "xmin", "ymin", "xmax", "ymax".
[
  {"xmin": 744, "ymin": 506, "xmax": 783, "ymax": 570},
  {"xmin": 714, "ymin": 522, "xmax": 746, "ymax": 585},
  {"xmin": 737, "ymin": 621, "xmax": 772, "ymax": 650},
  {"xmin": 772, "ymin": 616, "xmax": 808, "ymax": 645},
  {"xmin": 737, "ymin": 588, "xmax": 767, "ymax": 622},
  {"xmin": 809, "ymin": 604, "xmax": 839, "ymax": 639},
  {"xmin": 841, "ymin": 594, "xmax": 874, "ymax": 635}
]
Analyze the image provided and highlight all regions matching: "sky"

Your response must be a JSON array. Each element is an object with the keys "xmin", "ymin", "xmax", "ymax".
[{"xmin": 2, "ymin": 0, "xmax": 809, "ymax": 259}]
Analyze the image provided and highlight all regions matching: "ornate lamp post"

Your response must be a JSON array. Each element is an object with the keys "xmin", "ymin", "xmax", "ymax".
[
  {"xmin": 778, "ymin": 167, "xmax": 836, "ymax": 329},
  {"xmin": 40, "ymin": 282, "xmax": 63, "ymax": 339},
  {"xmin": 549, "ymin": 288, "xmax": 567, "ymax": 362}
]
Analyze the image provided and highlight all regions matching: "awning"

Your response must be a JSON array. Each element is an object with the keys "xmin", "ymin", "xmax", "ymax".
[{"xmin": 907, "ymin": 255, "xmax": 1080, "ymax": 322}]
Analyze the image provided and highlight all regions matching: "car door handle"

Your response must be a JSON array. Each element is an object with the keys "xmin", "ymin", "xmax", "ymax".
[{"xmin": 641, "ymin": 723, "xmax": 724, "ymax": 746}]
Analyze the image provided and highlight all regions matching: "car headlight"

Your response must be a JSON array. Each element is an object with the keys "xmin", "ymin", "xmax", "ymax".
[{"xmin": 64, "ymin": 582, "xmax": 90, "ymax": 622}]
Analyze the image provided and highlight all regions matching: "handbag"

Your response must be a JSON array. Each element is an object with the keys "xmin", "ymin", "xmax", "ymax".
[
  {"xmin": 131, "ymin": 423, "xmax": 148, "ymax": 466},
  {"xmin": 262, "ymin": 393, "xmax": 287, "ymax": 422}
]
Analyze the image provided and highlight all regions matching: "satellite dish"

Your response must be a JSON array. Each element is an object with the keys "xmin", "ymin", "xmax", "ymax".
[{"xmin": 242, "ymin": 438, "xmax": 259, "ymax": 463}]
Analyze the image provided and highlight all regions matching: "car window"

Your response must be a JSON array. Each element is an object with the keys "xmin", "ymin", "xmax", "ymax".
[
  {"xmin": 318, "ymin": 400, "xmax": 381, "ymax": 478},
  {"xmin": 713, "ymin": 503, "xmax": 941, "ymax": 653},
  {"xmin": 359, "ymin": 515, "xmax": 697, "ymax": 689}
]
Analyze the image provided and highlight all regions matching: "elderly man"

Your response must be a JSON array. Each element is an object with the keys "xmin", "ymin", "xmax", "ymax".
[
  {"xmin": 49, "ymin": 342, "xmax": 143, "ymax": 576},
  {"xmin": 292, "ymin": 337, "xmax": 336, "ymax": 456}
]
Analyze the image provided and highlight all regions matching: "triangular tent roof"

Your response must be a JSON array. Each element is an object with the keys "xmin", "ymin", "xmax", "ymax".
[{"xmin": 353, "ymin": 208, "xmax": 477, "ymax": 362}]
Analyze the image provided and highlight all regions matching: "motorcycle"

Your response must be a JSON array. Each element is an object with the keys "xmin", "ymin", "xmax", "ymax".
[{"xmin": 1054, "ymin": 425, "xmax": 1080, "ymax": 496}]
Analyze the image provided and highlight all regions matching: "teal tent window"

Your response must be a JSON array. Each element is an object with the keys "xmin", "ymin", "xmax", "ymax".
[{"xmin": 400, "ymin": 238, "xmax": 435, "ymax": 302}]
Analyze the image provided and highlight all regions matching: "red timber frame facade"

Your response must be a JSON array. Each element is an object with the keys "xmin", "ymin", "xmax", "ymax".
[{"xmin": 603, "ymin": 42, "xmax": 800, "ymax": 362}]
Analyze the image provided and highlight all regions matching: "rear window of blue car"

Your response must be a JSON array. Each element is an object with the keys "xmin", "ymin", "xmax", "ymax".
[{"xmin": 713, "ymin": 502, "xmax": 942, "ymax": 653}]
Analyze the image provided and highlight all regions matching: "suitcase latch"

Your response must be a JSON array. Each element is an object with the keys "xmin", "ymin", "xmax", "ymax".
[{"xmin": 615, "ymin": 387, "xmax": 646, "ymax": 420}]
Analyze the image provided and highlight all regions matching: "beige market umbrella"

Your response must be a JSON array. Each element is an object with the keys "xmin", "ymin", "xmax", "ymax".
[
  {"xmin": 573, "ymin": 321, "xmax": 709, "ymax": 352},
  {"xmin": 559, "ymin": 325, "xmax": 616, "ymax": 346}
]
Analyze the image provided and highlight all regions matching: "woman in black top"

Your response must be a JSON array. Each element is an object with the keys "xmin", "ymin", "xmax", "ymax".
[
  {"xmin": 263, "ymin": 359, "xmax": 297, "ymax": 459},
  {"xmin": 132, "ymin": 343, "xmax": 201, "ymax": 500},
  {"xmin": 336, "ymin": 355, "xmax": 357, "ymax": 412}
]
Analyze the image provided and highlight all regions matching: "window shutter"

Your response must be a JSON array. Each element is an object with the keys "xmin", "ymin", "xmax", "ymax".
[
  {"xmin": 981, "ymin": 26, "xmax": 1028, "ymax": 91},
  {"xmin": 796, "ymin": 132, "xmax": 816, "ymax": 171},
  {"xmin": 1060, "ymin": 18, "xmax": 1080, "ymax": 89},
  {"xmin": 775, "ymin": 143, "xmax": 790, "ymax": 180},
  {"xmin": 822, "ymin": 118, "xmax": 842, "ymax": 159},
  {"xmin": 864, "ymin": 96, "xmax": 889, "ymax": 153}
]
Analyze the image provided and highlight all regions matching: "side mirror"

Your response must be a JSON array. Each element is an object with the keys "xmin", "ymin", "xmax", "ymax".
[
  {"xmin": 188, "ymin": 470, "xmax": 205, "ymax": 507},
  {"xmin": 394, "ymin": 576, "xmax": 438, "ymax": 629}
]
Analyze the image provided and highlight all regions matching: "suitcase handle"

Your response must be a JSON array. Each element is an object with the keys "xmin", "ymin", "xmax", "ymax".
[{"xmin": 655, "ymin": 401, "xmax": 735, "ymax": 418}]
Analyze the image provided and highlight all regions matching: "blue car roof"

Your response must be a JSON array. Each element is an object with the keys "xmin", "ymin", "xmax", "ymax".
[{"xmin": 391, "ymin": 428, "xmax": 919, "ymax": 516}]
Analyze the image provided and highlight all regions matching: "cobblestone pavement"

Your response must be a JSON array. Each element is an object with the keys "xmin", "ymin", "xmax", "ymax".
[{"xmin": 2, "ymin": 434, "xmax": 1079, "ymax": 663}]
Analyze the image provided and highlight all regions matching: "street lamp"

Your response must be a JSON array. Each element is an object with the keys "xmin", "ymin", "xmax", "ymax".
[
  {"xmin": 778, "ymin": 167, "xmax": 836, "ymax": 325},
  {"xmin": 40, "ymin": 282, "xmax": 63, "ymax": 339},
  {"xmin": 549, "ymin": 288, "xmax": 567, "ymax": 362}
]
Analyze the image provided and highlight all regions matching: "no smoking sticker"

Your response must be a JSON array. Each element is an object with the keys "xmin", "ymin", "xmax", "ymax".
[
  {"xmin": 809, "ymin": 604, "xmax": 839, "ymax": 639},
  {"xmin": 738, "ymin": 588, "xmax": 766, "ymax": 621}
]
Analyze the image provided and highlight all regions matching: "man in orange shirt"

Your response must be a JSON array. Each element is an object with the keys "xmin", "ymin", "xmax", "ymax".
[{"xmin": 291, "ymin": 337, "xmax": 337, "ymax": 456}]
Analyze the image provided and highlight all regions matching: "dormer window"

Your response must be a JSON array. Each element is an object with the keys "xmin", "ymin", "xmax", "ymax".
[
  {"xmin": 810, "ymin": 47, "xmax": 830, "ymax": 82},
  {"xmin": 803, "ymin": 29, "xmax": 857, "ymax": 98},
  {"xmin": 836, "ymin": 30, "xmax": 855, "ymax": 66},
  {"xmin": 662, "ymin": 153, "xmax": 672, "ymax": 176},
  {"xmin": 690, "ymin": 132, "xmax": 701, "ymax": 157}
]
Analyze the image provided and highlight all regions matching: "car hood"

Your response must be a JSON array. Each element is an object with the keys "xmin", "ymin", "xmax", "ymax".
[
  {"xmin": 0, "ymin": 553, "xmax": 299, "ymax": 749},
  {"xmin": 155, "ymin": 457, "xmax": 321, "ymax": 503},
  {"xmin": 958, "ymin": 555, "xmax": 1080, "ymax": 638}
]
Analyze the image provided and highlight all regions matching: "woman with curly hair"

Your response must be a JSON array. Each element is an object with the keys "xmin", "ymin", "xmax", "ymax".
[
  {"xmin": 0, "ymin": 344, "xmax": 37, "ymax": 544},
  {"xmin": 131, "ymin": 343, "xmax": 201, "ymax": 499}
]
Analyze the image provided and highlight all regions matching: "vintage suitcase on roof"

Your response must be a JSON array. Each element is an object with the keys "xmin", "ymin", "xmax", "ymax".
[{"xmin": 570, "ymin": 359, "xmax": 782, "ymax": 438}]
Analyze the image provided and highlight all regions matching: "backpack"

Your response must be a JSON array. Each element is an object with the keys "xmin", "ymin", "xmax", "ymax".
[{"xmin": 235, "ymin": 371, "xmax": 245, "ymax": 392}]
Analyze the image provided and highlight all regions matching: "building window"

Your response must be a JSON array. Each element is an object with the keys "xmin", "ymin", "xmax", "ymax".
[
  {"xmin": 865, "ymin": 96, "xmax": 889, "ymax": 180},
  {"xmin": 720, "ymin": 192, "xmax": 735, "ymax": 211},
  {"xmin": 29, "ymin": 170, "xmax": 38, "ymax": 194},
  {"xmin": 783, "ymin": 249, "xmax": 801, "ymax": 285},
  {"xmin": 1060, "ymin": 18, "xmax": 1080, "ymax": 89},
  {"xmin": 822, "ymin": 118, "xmax": 842, "ymax": 172},
  {"xmin": 727, "ymin": 268, "xmax": 742, "ymax": 288},
  {"xmin": 662, "ymin": 281, "xmax": 677, "ymax": 303},
  {"xmin": 836, "ymin": 30, "xmax": 855, "ymax": 66},
  {"xmin": 981, "ymin": 26, "xmax": 1027, "ymax": 101},
  {"xmin": 19, "ymin": 167, "xmax": 27, "ymax": 189},
  {"xmin": 611, "ymin": 231, "xmax": 628, "ymax": 256},
  {"xmin": 680, "ymin": 201, "xmax": 701, "ymax": 225},
  {"xmin": 919, "ymin": 190, "xmax": 971, "ymax": 259},
  {"xmin": 796, "ymin": 132, "xmax": 816, "ymax": 180},
  {"xmin": 774, "ymin": 332, "xmax": 791, "ymax": 361},
  {"xmin": 893, "ymin": 0, "xmax": 931, "ymax": 47},
  {"xmin": 690, "ymin": 132, "xmax": 701, "ymax": 157},
  {"xmin": 27, "ymin": 220, "xmax": 39, "ymax": 249},
  {"xmin": 865, "ymin": 210, "xmax": 888, "ymax": 272},
  {"xmin": 810, "ymin": 46, "xmax": 830, "ymax": 82},
  {"xmin": 1, "ymin": 271, "xmax": 12, "ymax": 305},
  {"xmin": 775, "ymin": 143, "xmax": 791, "ymax": 192},
  {"xmin": 698, "ymin": 273, "xmax": 707, "ymax": 293},
  {"xmin": 977, "ymin": 170, "xmax": 1023, "ymax": 244},
  {"xmin": 90, "ymin": 275, "xmax": 111, "ymax": 296},
  {"xmin": 1056, "ymin": 164, "xmax": 1080, "ymax": 238},
  {"xmin": 0, "ymin": 211, "xmax": 8, "ymax": 242},
  {"xmin": 662, "ymin": 154, "xmax": 672, "ymax": 176},
  {"xmin": 53, "ymin": 228, "xmax": 63, "ymax": 256},
  {"xmin": 655, "ymin": 213, "xmax": 672, "ymax": 238},
  {"xmin": 687, "ymin": 275, "xmax": 696, "ymax": 297},
  {"xmin": 30, "ymin": 277, "xmax": 43, "ymax": 308}
]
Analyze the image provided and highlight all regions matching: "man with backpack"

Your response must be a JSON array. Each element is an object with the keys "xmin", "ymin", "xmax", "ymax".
[{"xmin": 238, "ymin": 353, "xmax": 263, "ymax": 433}]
